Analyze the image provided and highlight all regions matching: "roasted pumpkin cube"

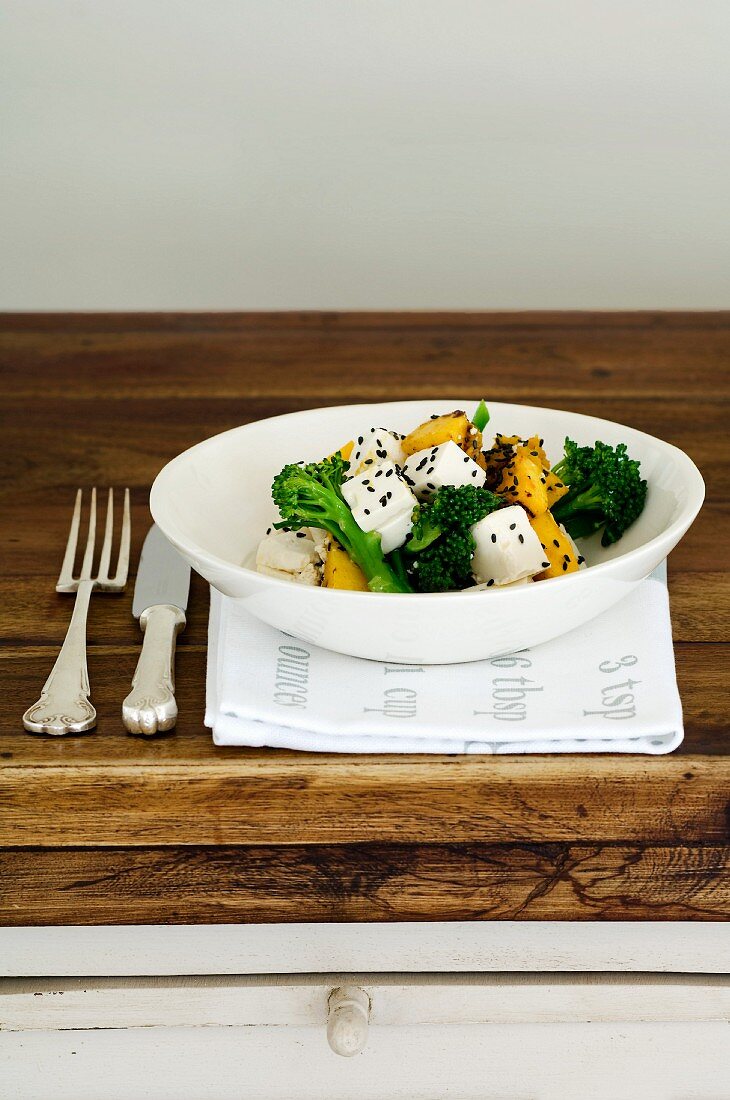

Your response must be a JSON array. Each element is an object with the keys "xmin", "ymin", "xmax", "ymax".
[
  {"xmin": 523, "ymin": 434, "xmax": 550, "ymax": 469},
  {"xmin": 496, "ymin": 450, "xmax": 548, "ymax": 515},
  {"xmin": 544, "ymin": 468, "xmax": 569, "ymax": 506},
  {"xmin": 402, "ymin": 410, "xmax": 484, "ymax": 467},
  {"xmin": 327, "ymin": 440, "xmax": 354, "ymax": 462},
  {"xmin": 323, "ymin": 539, "xmax": 369, "ymax": 591},
  {"xmin": 494, "ymin": 433, "xmax": 521, "ymax": 449},
  {"xmin": 529, "ymin": 511, "xmax": 580, "ymax": 579}
]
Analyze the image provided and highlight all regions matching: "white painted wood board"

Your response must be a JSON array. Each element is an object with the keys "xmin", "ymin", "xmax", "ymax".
[
  {"xmin": 2, "ymin": 1021, "xmax": 728, "ymax": 1100},
  {"xmin": 3, "ymin": 922, "xmax": 728, "ymax": 977},
  {"xmin": 2, "ymin": 973, "xmax": 729, "ymax": 1032}
]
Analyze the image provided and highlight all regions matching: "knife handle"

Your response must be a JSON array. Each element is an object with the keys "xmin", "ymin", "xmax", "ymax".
[{"xmin": 122, "ymin": 604, "xmax": 186, "ymax": 736}]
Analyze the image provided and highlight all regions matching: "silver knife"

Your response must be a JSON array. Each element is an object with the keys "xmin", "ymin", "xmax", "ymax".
[{"xmin": 122, "ymin": 525, "xmax": 190, "ymax": 736}]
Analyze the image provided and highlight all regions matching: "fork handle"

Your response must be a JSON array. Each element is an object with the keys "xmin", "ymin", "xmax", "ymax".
[
  {"xmin": 122, "ymin": 604, "xmax": 186, "ymax": 736},
  {"xmin": 23, "ymin": 579, "xmax": 97, "ymax": 735}
]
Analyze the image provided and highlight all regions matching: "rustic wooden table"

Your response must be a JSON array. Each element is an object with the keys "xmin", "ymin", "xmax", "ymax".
[{"xmin": 1, "ymin": 312, "xmax": 728, "ymax": 925}]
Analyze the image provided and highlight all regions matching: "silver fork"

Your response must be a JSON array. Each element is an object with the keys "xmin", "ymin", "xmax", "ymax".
[{"xmin": 23, "ymin": 488, "xmax": 131, "ymax": 735}]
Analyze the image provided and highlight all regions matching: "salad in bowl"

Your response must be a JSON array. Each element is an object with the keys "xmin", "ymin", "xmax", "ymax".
[
  {"xmin": 257, "ymin": 400, "xmax": 647, "ymax": 595},
  {"xmin": 150, "ymin": 398, "xmax": 702, "ymax": 662}
]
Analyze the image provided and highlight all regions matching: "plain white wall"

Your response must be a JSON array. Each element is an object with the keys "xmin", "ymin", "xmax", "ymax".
[{"xmin": 1, "ymin": 0, "xmax": 729, "ymax": 310}]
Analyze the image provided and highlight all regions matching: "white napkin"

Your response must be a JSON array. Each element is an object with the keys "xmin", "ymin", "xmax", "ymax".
[{"xmin": 205, "ymin": 563, "xmax": 683, "ymax": 754}]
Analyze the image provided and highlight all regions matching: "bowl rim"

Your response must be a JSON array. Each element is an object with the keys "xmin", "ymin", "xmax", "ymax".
[{"xmin": 150, "ymin": 398, "xmax": 705, "ymax": 602}]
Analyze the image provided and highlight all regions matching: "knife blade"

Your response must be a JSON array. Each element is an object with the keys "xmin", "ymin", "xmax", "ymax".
[{"xmin": 122, "ymin": 525, "xmax": 190, "ymax": 736}]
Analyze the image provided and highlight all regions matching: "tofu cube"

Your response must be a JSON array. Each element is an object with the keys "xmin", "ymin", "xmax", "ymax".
[
  {"xmin": 471, "ymin": 505, "xmax": 547, "ymax": 586},
  {"xmin": 257, "ymin": 562, "xmax": 321, "ymax": 586},
  {"xmin": 349, "ymin": 428, "xmax": 405, "ymax": 475},
  {"xmin": 376, "ymin": 508, "xmax": 415, "ymax": 554},
  {"xmin": 402, "ymin": 440, "xmax": 486, "ymax": 501},
  {"xmin": 256, "ymin": 529, "xmax": 318, "ymax": 574},
  {"xmin": 342, "ymin": 460, "xmax": 417, "ymax": 552}
]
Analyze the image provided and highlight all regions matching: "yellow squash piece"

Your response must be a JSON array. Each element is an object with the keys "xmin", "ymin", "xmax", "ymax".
[
  {"xmin": 529, "ymin": 511, "xmax": 580, "ymax": 580},
  {"xmin": 522, "ymin": 434, "xmax": 550, "ymax": 469},
  {"xmin": 402, "ymin": 410, "xmax": 485, "ymax": 468},
  {"xmin": 327, "ymin": 440, "xmax": 354, "ymax": 462},
  {"xmin": 496, "ymin": 448, "xmax": 549, "ymax": 515},
  {"xmin": 323, "ymin": 540, "xmax": 369, "ymax": 591},
  {"xmin": 494, "ymin": 433, "xmax": 550, "ymax": 469},
  {"xmin": 544, "ymin": 468, "xmax": 569, "ymax": 507}
]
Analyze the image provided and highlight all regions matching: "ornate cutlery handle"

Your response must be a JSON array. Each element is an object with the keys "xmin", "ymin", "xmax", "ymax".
[
  {"xmin": 23, "ymin": 579, "xmax": 97, "ymax": 735},
  {"xmin": 122, "ymin": 604, "xmax": 186, "ymax": 735}
]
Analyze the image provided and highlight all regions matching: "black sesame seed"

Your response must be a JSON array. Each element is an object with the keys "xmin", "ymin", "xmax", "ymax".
[
  {"xmin": 463, "ymin": 456, "xmax": 469, "ymax": 463},
  {"xmin": 491, "ymin": 533, "xmax": 497, "ymax": 543},
  {"xmin": 471, "ymin": 470, "xmax": 478, "ymax": 477},
  {"xmin": 365, "ymin": 458, "xmax": 373, "ymax": 465},
  {"xmin": 486, "ymin": 579, "xmax": 494, "ymax": 587},
  {"xmin": 509, "ymin": 523, "xmax": 516, "ymax": 530},
  {"xmin": 377, "ymin": 449, "xmax": 387, "ymax": 459},
  {"xmin": 385, "ymin": 468, "xmax": 393, "ymax": 477},
  {"xmin": 386, "ymin": 491, "xmax": 392, "ymax": 499},
  {"xmin": 542, "ymin": 561, "xmax": 550, "ymax": 568},
  {"xmin": 518, "ymin": 533, "xmax": 524, "ymax": 544},
  {"xmin": 266, "ymin": 527, "xmax": 272, "ymax": 535},
  {"xmin": 553, "ymin": 539, "xmax": 560, "ymax": 547},
  {"xmin": 379, "ymin": 495, "xmax": 387, "ymax": 506},
  {"xmin": 578, "ymin": 555, "xmax": 585, "ymax": 564},
  {"xmin": 367, "ymin": 485, "xmax": 375, "ymax": 493},
  {"xmin": 370, "ymin": 427, "xmax": 376, "ymax": 433},
  {"xmin": 564, "ymin": 553, "xmax": 570, "ymax": 560},
  {"xmin": 427, "ymin": 467, "xmax": 434, "ymax": 475},
  {"xmin": 416, "ymin": 457, "xmax": 428, "ymax": 471},
  {"xmin": 357, "ymin": 436, "xmax": 364, "ymax": 445},
  {"xmin": 364, "ymin": 508, "xmax": 370, "ymax": 515},
  {"xmin": 539, "ymin": 438, "xmax": 544, "ymax": 446},
  {"xmin": 426, "ymin": 482, "xmax": 436, "ymax": 490},
  {"xmin": 296, "ymin": 532, "xmax": 306, "ymax": 538},
  {"xmin": 562, "ymin": 561, "xmax": 568, "ymax": 571}
]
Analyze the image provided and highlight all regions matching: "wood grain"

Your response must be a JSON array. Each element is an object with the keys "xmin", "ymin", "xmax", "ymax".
[
  {"xmin": 1, "ymin": 844, "xmax": 727, "ymax": 925},
  {"xmin": 2, "ymin": 747, "xmax": 728, "ymax": 847},
  {"xmin": 0, "ymin": 312, "xmax": 728, "ymax": 923}
]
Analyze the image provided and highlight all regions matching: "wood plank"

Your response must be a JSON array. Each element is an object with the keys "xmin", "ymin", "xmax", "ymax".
[
  {"xmin": 2, "ymin": 312, "xmax": 729, "ymax": 401},
  {"xmin": 1, "ymin": 844, "xmax": 727, "ymax": 925},
  {"xmin": 2, "ymin": 747, "xmax": 728, "ymax": 847},
  {"xmin": 3, "ymin": 974, "xmax": 728, "ymax": 1031}
]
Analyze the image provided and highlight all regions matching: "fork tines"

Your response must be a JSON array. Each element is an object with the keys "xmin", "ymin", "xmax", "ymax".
[{"xmin": 57, "ymin": 488, "xmax": 131, "ymax": 593}]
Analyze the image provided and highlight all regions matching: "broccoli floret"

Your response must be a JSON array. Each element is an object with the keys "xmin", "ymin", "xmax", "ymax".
[
  {"xmin": 551, "ymin": 438, "xmax": 647, "ymax": 546},
  {"xmin": 404, "ymin": 484, "xmax": 502, "ymax": 592},
  {"xmin": 271, "ymin": 454, "xmax": 412, "ymax": 593}
]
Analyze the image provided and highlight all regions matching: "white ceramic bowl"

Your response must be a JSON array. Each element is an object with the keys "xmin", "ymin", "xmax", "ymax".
[{"xmin": 150, "ymin": 400, "xmax": 704, "ymax": 664}]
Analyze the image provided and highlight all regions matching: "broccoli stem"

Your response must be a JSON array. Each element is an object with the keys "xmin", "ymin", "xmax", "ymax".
[
  {"xmin": 387, "ymin": 547, "xmax": 411, "ymax": 590},
  {"xmin": 335, "ymin": 508, "xmax": 413, "ymax": 593}
]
